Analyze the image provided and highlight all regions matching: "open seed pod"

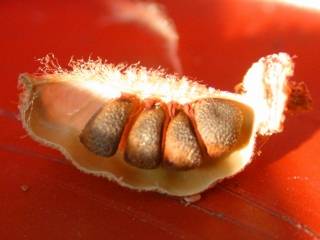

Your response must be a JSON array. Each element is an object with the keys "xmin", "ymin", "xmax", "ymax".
[{"xmin": 18, "ymin": 53, "xmax": 296, "ymax": 197}]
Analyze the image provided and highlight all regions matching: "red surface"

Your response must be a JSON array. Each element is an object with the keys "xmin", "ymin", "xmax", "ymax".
[{"xmin": 1, "ymin": 0, "xmax": 320, "ymax": 239}]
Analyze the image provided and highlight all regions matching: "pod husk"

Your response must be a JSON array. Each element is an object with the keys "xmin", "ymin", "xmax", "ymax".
[{"xmin": 18, "ymin": 53, "xmax": 294, "ymax": 196}]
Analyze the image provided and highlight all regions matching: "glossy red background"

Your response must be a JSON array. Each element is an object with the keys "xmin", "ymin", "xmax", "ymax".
[{"xmin": 1, "ymin": 0, "xmax": 320, "ymax": 239}]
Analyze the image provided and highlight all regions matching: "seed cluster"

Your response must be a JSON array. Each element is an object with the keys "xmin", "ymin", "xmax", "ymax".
[{"xmin": 80, "ymin": 97, "xmax": 243, "ymax": 170}]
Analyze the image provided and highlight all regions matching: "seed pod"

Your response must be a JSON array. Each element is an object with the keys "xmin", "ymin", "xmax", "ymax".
[{"xmin": 18, "ymin": 53, "xmax": 303, "ymax": 196}]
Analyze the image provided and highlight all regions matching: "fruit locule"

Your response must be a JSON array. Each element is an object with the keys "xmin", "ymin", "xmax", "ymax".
[{"xmin": 80, "ymin": 97, "xmax": 244, "ymax": 170}]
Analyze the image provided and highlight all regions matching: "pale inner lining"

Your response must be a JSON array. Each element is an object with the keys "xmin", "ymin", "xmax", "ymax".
[{"xmin": 25, "ymin": 80, "xmax": 255, "ymax": 196}]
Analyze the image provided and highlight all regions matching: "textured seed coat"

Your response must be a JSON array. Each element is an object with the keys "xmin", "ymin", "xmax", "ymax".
[
  {"xmin": 80, "ymin": 99, "xmax": 132, "ymax": 156},
  {"xmin": 164, "ymin": 111, "xmax": 202, "ymax": 170},
  {"xmin": 193, "ymin": 98, "xmax": 243, "ymax": 158},
  {"xmin": 125, "ymin": 106, "xmax": 165, "ymax": 169}
]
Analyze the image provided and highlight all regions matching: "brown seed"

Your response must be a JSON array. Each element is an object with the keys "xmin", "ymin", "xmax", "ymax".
[
  {"xmin": 193, "ymin": 98, "xmax": 243, "ymax": 158},
  {"xmin": 125, "ymin": 106, "xmax": 165, "ymax": 169},
  {"xmin": 80, "ymin": 99, "xmax": 132, "ymax": 157},
  {"xmin": 164, "ymin": 111, "xmax": 202, "ymax": 170}
]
